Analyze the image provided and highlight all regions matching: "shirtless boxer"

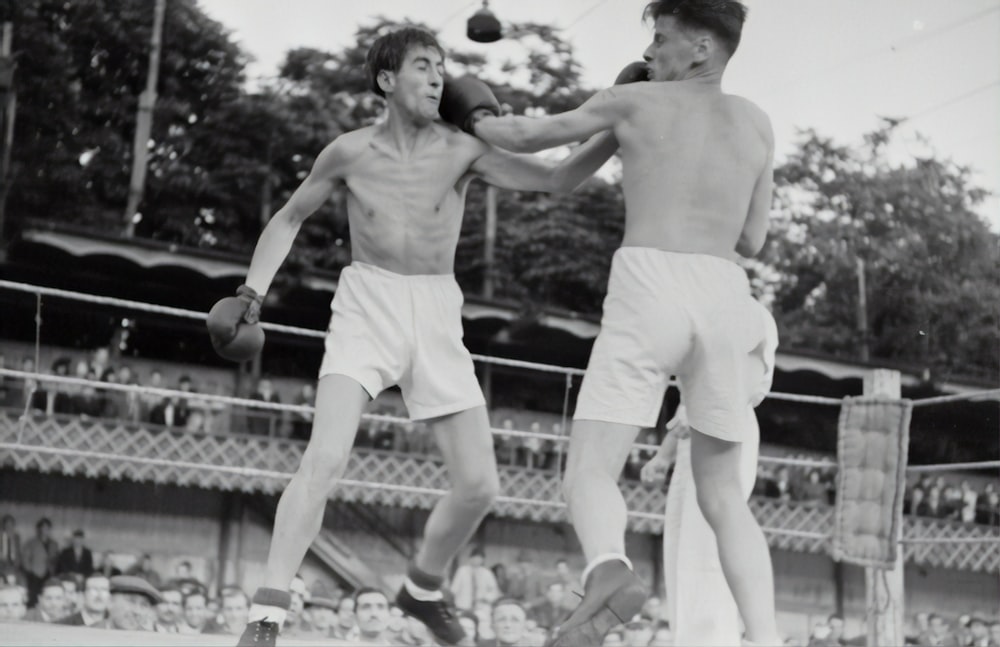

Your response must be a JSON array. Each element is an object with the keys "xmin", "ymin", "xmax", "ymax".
[
  {"xmin": 208, "ymin": 27, "xmax": 618, "ymax": 647},
  {"xmin": 643, "ymin": 309, "xmax": 775, "ymax": 646},
  {"xmin": 472, "ymin": 1, "xmax": 782, "ymax": 644}
]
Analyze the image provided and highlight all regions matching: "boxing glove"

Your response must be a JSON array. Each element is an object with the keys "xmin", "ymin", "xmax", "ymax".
[
  {"xmin": 439, "ymin": 76, "xmax": 501, "ymax": 134},
  {"xmin": 207, "ymin": 285, "xmax": 265, "ymax": 362},
  {"xmin": 615, "ymin": 61, "xmax": 649, "ymax": 85}
]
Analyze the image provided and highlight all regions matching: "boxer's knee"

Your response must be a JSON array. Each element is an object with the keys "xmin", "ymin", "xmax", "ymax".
[
  {"xmin": 296, "ymin": 443, "xmax": 350, "ymax": 495},
  {"xmin": 452, "ymin": 469, "xmax": 499, "ymax": 511},
  {"xmin": 693, "ymin": 473, "xmax": 745, "ymax": 529}
]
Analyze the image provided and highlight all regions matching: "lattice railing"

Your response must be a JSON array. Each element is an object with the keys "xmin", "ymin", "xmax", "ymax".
[{"xmin": 1, "ymin": 411, "xmax": 995, "ymax": 572}]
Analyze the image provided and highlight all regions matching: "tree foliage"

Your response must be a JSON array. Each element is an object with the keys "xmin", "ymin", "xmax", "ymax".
[{"xmin": 763, "ymin": 123, "xmax": 999, "ymax": 378}]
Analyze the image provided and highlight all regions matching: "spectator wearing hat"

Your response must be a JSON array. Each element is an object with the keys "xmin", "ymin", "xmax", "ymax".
[
  {"xmin": 57, "ymin": 573, "xmax": 110, "ymax": 627},
  {"xmin": 301, "ymin": 596, "xmax": 337, "ymax": 639},
  {"xmin": 23, "ymin": 577, "xmax": 66, "ymax": 623},
  {"xmin": 969, "ymin": 618, "xmax": 991, "ymax": 647},
  {"xmin": 55, "ymin": 529, "xmax": 94, "ymax": 578},
  {"xmin": 96, "ymin": 575, "xmax": 163, "ymax": 631}
]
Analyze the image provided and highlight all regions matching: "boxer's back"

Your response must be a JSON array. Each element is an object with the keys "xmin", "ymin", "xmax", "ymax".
[{"xmin": 615, "ymin": 81, "xmax": 771, "ymax": 258}]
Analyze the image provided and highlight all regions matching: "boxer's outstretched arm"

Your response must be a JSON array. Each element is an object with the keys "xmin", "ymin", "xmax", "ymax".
[
  {"xmin": 471, "ymin": 131, "xmax": 619, "ymax": 194},
  {"xmin": 474, "ymin": 88, "xmax": 627, "ymax": 153},
  {"xmin": 244, "ymin": 139, "xmax": 347, "ymax": 294}
]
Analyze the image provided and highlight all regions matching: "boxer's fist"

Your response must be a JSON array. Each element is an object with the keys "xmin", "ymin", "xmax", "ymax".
[
  {"xmin": 439, "ymin": 76, "xmax": 501, "ymax": 134},
  {"xmin": 615, "ymin": 61, "xmax": 649, "ymax": 85},
  {"xmin": 207, "ymin": 285, "xmax": 265, "ymax": 362},
  {"xmin": 641, "ymin": 454, "xmax": 672, "ymax": 486}
]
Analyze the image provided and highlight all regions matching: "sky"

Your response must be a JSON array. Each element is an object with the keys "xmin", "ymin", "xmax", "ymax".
[{"xmin": 196, "ymin": 0, "xmax": 1000, "ymax": 229}]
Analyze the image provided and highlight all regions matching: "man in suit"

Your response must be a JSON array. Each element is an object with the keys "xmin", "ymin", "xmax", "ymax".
[
  {"xmin": 23, "ymin": 577, "xmax": 67, "ymax": 623},
  {"xmin": 57, "ymin": 573, "xmax": 110, "ymax": 627},
  {"xmin": 56, "ymin": 529, "xmax": 94, "ymax": 578}
]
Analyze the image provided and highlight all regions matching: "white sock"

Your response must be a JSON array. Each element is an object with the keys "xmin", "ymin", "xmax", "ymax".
[
  {"xmin": 404, "ymin": 577, "xmax": 444, "ymax": 601},
  {"xmin": 581, "ymin": 553, "xmax": 633, "ymax": 588},
  {"xmin": 247, "ymin": 604, "xmax": 287, "ymax": 628}
]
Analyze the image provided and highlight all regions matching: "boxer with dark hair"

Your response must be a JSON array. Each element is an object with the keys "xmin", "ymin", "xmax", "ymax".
[{"xmin": 213, "ymin": 25, "xmax": 622, "ymax": 647}]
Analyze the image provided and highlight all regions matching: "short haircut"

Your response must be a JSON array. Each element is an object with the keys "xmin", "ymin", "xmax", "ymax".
[
  {"xmin": 492, "ymin": 597, "xmax": 526, "ymax": 615},
  {"xmin": 182, "ymin": 590, "xmax": 206, "ymax": 608},
  {"xmin": 41, "ymin": 577, "xmax": 64, "ymax": 593},
  {"xmin": 365, "ymin": 26, "xmax": 445, "ymax": 98},
  {"xmin": 36, "ymin": 517, "xmax": 52, "ymax": 530},
  {"xmin": 220, "ymin": 586, "xmax": 248, "ymax": 605},
  {"xmin": 353, "ymin": 586, "xmax": 388, "ymax": 605},
  {"xmin": 643, "ymin": 0, "xmax": 748, "ymax": 57}
]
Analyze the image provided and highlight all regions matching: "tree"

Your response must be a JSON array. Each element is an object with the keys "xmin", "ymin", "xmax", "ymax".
[{"xmin": 762, "ymin": 122, "xmax": 999, "ymax": 379}]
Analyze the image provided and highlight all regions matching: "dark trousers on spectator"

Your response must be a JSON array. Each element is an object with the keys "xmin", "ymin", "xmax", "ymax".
[{"xmin": 25, "ymin": 571, "xmax": 47, "ymax": 608}]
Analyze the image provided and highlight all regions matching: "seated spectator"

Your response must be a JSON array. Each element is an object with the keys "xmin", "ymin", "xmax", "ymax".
[
  {"xmin": 481, "ymin": 598, "xmax": 530, "ymax": 647},
  {"xmin": 55, "ymin": 529, "xmax": 94, "ymax": 578},
  {"xmin": 526, "ymin": 581, "xmax": 564, "ymax": 632},
  {"xmin": 917, "ymin": 613, "xmax": 951, "ymax": 646},
  {"xmin": 59, "ymin": 573, "xmax": 83, "ymax": 615},
  {"xmin": 967, "ymin": 617, "xmax": 991, "ymax": 647},
  {"xmin": 767, "ymin": 467, "xmax": 795, "ymax": 501},
  {"xmin": 48, "ymin": 357, "xmax": 74, "ymax": 415},
  {"xmin": 988, "ymin": 620, "xmax": 1000, "ymax": 647},
  {"xmin": 20, "ymin": 357, "xmax": 48, "ymax": 414},
  {"xmin": 601, "ymin": 628, "xmax": 625, "ymax": 646},
  {"xmin": 21, "ymin": 517, "xmax": 59, "ymax": 608},
  {"xmin": 128, "ymin": 554, "xmax": 161, "ymax": 588},
  {"xmin": 166, "ymin": 560, "xmax": 205, "ymax": 597},
  {"xmin": 93, "ymin": 551, "xmax": 122, "ymax": 578},
  {"xmin": 942, "ymin": 483, "xmax": 964, "ymax": 520},
  {"xmin": 959, "ymin": 481, "xmax": 979, "ymax": 524},
  {"xmin": 451, "ymin": 547, "xmax": 500, "ymax": 612},
  {"xmin": 97, "ymin": 368, "xmax": 121, "ymax": 419},
  {"xmin": 154, "ymin": 584, "xmax": 185, "ymax": 633},
  {"xmin": 302, "ymin": 596, "xmax": 337, "ymax": 640},
  {"xmin": 149, "ymin": 375, "xmax": 194, "ymax": 429},
  {"xmin": 290, "ymin": 383, "xmax": 316, "ymax": 442},
  {"xmin": 139, "ymin": 369, "xmax": 165, "ymax": 422},
  {"xmin": 624, "ymin": 617, "xmax": 654, "ymax": 647},
  {"xmin": 330, "ymin": 595, "xmax": 356, "ymax": 641},
  {"xmin": 57, "ymin": 573, "xmax": 110, "ymax": 627},
  {"xmin": 495, "ymin": 419, "xmax": 516, "ymax": 465},
  {"xmin": 919, "ymin": 487, "xmax": 946, "ymax": 519},
  {"xmin": 353, "ymin": 587, "xmax": 391, "ymax": 646},
  {"xmin": 23, "ymin": 577, "xmax": 66, "ymax": 623},
  {"xmin": 907, "ymin": 486, "xmax": 926, "ymax": 516},
  {"xmin": 0, "ymin": 514, "xmax": 22, "ymax": 582},
  {"xmin": 798, "ymin": 470, "xmax": 829, "ymax": 507},
  {"xmin": 96, "ymin": 575, "xmax": 162, "ymax": 630},
  {"xmin": 649, "ymin": 620, "xmax": 672, "ymax": 646},
  {"xmin": 0, "ymin": 583, "xmax": 27, "ymax": 621},
  {"xmin": 179, "ymin": 589, "xmax": 208, "ymax": 634},
  {"xmin": 248, "ymin": 377, "xmax": 281, "ymax": 436},
  {"xmin": 73, "ymin": 369, "xmax": 105, "ymax": 419},
  {"xmin": 978, "ymin": 483, "xmax": 999, "ymax": 526},
  {"xmin": 400, "ymin": 611, "xmax": 433, "ymax": 645},
  {"xmin": 204, "ymin": 586, "xmax": 249, "ymax": 635},
  {"xmin": 282, "ymin": 575, "xmax": 310, "ymax": 637},
  {"xmin": 457, "ymin": 609, "xmax": 479, "ymax": 645}
]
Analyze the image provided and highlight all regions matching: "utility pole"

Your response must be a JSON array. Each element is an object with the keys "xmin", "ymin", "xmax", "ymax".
[
  {"xmin": 0, "ymin": 21, "xmax": 16, "ymax": 261},
  {"xmin": 856, "ymin": 255, "xmax": 869, "ymax": 361},
  {"xmin": 123, "ymin": 0, "xmax": 166, "ymax": 237}
]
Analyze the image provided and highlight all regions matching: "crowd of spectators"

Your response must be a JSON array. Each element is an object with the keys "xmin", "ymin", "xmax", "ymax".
[
  {"xmin": 2, "ymin": 510, "xmax": 999, "ymax": 645},
  {"xmin": 2, "ymin": 345, "xmax": 998, "ymax": 530}
]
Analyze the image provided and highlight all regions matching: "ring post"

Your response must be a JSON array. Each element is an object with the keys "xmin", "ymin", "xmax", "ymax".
[{"xmin": 863, "ymin": 369, "xmax": 905, "ymax": 647}]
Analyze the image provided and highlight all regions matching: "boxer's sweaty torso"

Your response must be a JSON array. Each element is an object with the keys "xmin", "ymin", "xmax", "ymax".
[
  {"xmin": 336, "ymin": 122, "xmax": 476, "ymax": 275},
  {"xmin": 611, "ymin": 81, "xmax": 770, "ymax": 258}
]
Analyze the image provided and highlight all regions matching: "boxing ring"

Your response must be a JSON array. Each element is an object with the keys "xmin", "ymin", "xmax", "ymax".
[{"xmin": 0, "ymin": 280, "xmax": 998, "ymax": 646}]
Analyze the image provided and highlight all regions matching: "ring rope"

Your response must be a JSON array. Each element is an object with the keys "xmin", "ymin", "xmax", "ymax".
[
  {"xmin": 0, "ymin": 280, "xmax": 857, "ymax": 406},
  {"xmin": 0, "ymin": 280, "xmax": 586, "ymax": 377},
  {"xmin": 906, "ymin": 461, "xmax": 1000, "ymax": 472},
  {"xmin": 910, "ymin": 390, "xmax": 1000, "ymax": 407}
]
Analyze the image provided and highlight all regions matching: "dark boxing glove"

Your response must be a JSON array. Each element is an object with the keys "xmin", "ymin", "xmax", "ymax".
[
  {"xmin": 439, "ymin": 76, "xmax": 501, "ymax": 134},
  {"xmin": 614, "ymin": 61, "xmax": 649, "ymax": 85},
  {"xmin": 206, "ymin": 284, "xmax": 265, "ymax": 362}
]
